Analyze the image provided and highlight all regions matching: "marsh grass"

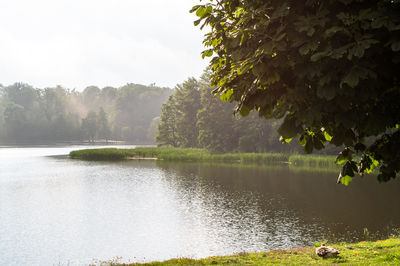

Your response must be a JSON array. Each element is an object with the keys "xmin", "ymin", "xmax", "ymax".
[
  {"xmin": 70, "ymin": 147, "xmax": 289, "ymax": 164},
  {"xmin": 70, "ymin": 147, "xmax": 339, "ymax": 170},
  {"xmin": 288, "ymin": 154, "xmax": 337, "ymax": 168}
]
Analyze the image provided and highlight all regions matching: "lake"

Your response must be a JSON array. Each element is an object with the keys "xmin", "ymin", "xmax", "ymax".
[{"xmin": 0, "ymin": 146, "xmax": 399, "ymax": 265}]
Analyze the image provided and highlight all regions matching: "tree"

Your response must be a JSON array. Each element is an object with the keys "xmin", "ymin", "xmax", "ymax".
[
  {"xmin": 147, "ymin": 116, "xmax": 161, "ymax": 142},
  {"xmin": 156, "ymin": 95, "xmax": 179, "ymax": 147},
  {"xmin": 193, "ymin": 0, "xmax": 400, "ymax": 184},
  {"xmin": 3, "ymin": 102, "xmax": 26, "ymax": 142},
  {"xmin": 81, "ymin": 111, "xmax": 98, "ymax": 142},
  {"xmin": 174, "ymin": 78, "xmax": 202, "ymax": 147},
  {"xmin": 197, "ymin": 74, "xmax": 239, "ymax": 153},
  {"xmin": 156, "ymin": 78, "xmax": 202, "ymax": 147},
  {"xmin": 97, "ymin": 107, "xmax": 111, "ymax": 142}
]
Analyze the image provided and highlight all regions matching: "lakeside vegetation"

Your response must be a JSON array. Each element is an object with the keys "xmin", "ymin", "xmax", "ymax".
[
  {"xmin": 111, "ymin": 238, "xmax": 400, "ymax": 265},
  {"xmin": 69, "ymin": 147, "xmax": 337, "ymax": 168}
]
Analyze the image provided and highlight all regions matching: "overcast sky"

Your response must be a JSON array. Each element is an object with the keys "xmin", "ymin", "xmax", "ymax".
[{"xmin": 0, "ymin": 0, "xmax": 209, "ymax": 90}]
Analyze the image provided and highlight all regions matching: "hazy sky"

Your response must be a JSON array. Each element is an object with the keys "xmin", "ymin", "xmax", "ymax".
[{"xmin": 0, "ymin": 0, "xmax": 209, "ymax": 90}]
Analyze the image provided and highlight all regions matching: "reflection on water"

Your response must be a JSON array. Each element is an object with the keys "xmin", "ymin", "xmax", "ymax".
[{"xmin": 0, "ymin": 147, "xmax": 399, "ymax": 265}]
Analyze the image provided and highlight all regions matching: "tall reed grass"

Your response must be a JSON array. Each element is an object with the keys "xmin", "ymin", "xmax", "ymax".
[
  {"xmin": 288, "ymin": 154, "xmax": 337, "ymax": 168},
  {"xmin": 70, "ymin": 147, "xmax": 338, "ymax": 169}
]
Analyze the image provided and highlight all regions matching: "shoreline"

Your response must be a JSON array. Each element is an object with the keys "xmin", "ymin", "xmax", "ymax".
[
  {"xmin": 69, "ymin": 147, "xmax": 338, "ymax": 169},
  {"xmin": 111, "ymin": 238, "xmax": 400, "ymax": 265}
]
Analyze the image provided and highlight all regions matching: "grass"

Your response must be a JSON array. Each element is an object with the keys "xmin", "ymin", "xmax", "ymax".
[
  {"xmin": 69, "ymin": 147, "xmax": 289, "ymax": 165},
  {"xmin": 69, "ymin": 147, "xmax": 341, "ymax": 169},
  {"xmin": 108, "ymin": 238, "xmax": 400, "ymax": 265},
  {"xmin": 288, "ymin": 154, "xmax": 337, "ymax": 168}
]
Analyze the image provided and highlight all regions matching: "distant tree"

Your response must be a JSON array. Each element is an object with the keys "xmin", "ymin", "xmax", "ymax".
[
  {"xmin": 193, "ymin": 0, "xmax": 400, "ymax": 184},
  {"xmin": 0, "ymin": 86, "xmax": 5, "ymax": 141},
  {"xmin": 3, "ymin": 102, "xmax": 26, "ymax": 142},
  {"xmin": 43, "ymin": 87, "xmax": 68, "ymax": 121},
  {"xmin": 197, "ymin": 75, "xmax": 238, "ymax": 153},
  {"xmin": 0, "ymin": 82, "xmax": 171, "ymax": 144},
  {"xmin": 3, "ymin": 83, "xmax": 39, "ymax": 111},
  {"xmin": 97, "ymin": 107, "xmax": 111, "ymax": 142},
  {"xmin": 147, "ymin": 116, "xmax": 160, "ymax": 142},
  {"xmin": 81, "ymin": 111, "xmax": 98, "ymax": 142},
  {"xmin": 156, "ymin": 95, "xmax": 179, "ymax": 147},
  {"xmin": 174, "ymin": 78, "xmax": 202, "ymax": 147},
  {"xmin": 114, "ymin": 84, "xmax": 172, "ymax": 142},
  {"xmin": 82, "ymin": 86, "xmax": 101, "ymax": 110}
]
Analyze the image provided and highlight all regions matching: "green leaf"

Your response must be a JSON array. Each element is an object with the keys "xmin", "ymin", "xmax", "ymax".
[
  {"xmin": 190, "ymin": 5, "xmax": 201, "ymax": 13},
  {"xmin": 196, "ymin": 6, "xmax": 212, "ymax": 18},
  {"xmin": 325, "ymin": 26, "xmax": 344, "ymax": 37},
  {"xmin": 278, "ymin": 115, "xmax": 302, "ymax": 139},
  {"xmin": 202, "ymin": 49, "xmax": 213, "ymax": 59},
  {"xmin": 219, "ymin": 89, "xmax": 233, "ymax": 102},
  {"xmin": 342, "ymin": 70, "xmax": 359, "ymax": 88},
  {"xmin": 237, "ymin": 63, "xmax": 252, "ymax": 75},
  {"xmin": 298, "ymin": 134, "xmax": 307, "ymax": 146},
  {"xmin": 280, "ymin": 137, "xmax": 293, "ymax": 144},
  {"xmin": 336, "ymin": 148, "xmax": 355, "ymax": 165},
  {"xmin": 339, "ymin": 174, "xmax": 353, "ymax": 186},
  {"xmin": 323, "ymin": 131, "xmax": 333, "ymax": 141},
  {"xmin": 239, "ymin": 105, "xmax": 250, "ymax": 116},
  {"xmin": 261, "ymin": 42, "xmax": 274, "ymax": 55},
  {"xmin": 310, "ymin": 52, "xmax": 328, "ymax": 62},
  {"xmin": 391, "ymin": 41, "xmax": 400, "ymax": 52},
  {"xmin": 317, "ymin": 86, "xmax": 336, "ymax": 101}
]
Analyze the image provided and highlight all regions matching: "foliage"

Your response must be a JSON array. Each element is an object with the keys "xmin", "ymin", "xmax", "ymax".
[
  {"xmin": 81, "ymin": 111, "xmax": 98, "ymax": 142},
  {"xmin": 197, "ymin": 73, "xmax": 239, "ymax": 153},
  {"xmin": 113, "ymin": 84, "xmax": 172, "ymax": 142},
  {"xmin": 156, "ymin": 95, "xmax": 179, "ymax": 147},
  {"xmin": 97, "ymin": 107, "xmax": 112, "ymax": 142},
  {"xmin": 157, "ymin": 74, "xmax": 299, "ymax": 153},
  {"xmin": 157, "ymin": 78, "xmax": 201, "ymax": 147},
  {"xmin": 193, "ymin": 0, "xmax": 400, "ymax": 184},
  {"xmin": 174, "ymin": 78, "xmax": 202, "ymax": 147},
  {"xmin": 0, "ymin": 83, "xmax": 171, "ymax": 144}
]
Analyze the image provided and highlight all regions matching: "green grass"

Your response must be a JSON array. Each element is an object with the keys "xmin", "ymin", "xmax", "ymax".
[
  {"xmin": 69, "ymin": 147, "xmax": 289, "ymax": 164},
  {"xmin": 288, "ymin": 154, "xmax": 337, "ymax": 168},
  {"xmin": 70, "ymin": 147, "xmax": 340, "ymax": 170},
  {"xmin": 109, "ymin": 238, "xmax": 400, "ymax": 265}
]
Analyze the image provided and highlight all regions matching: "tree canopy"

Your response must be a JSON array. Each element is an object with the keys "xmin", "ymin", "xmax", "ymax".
[
  {"xmin": 157, "ymin": 75, "xmax": 300, "ymax": 153},
  {"xmin": 192, "ymin": 0, "xmax": 400, "ymax": 184},
  {"xmin": 0, "ymin": 83, "xmax": 171, "ymax": 144}
]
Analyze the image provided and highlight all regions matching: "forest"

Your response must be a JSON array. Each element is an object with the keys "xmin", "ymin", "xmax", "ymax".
[
  {"xmin": 156, "ymin": 73, "xmax": 341, "ymax": 154},
  {"xmin": 0, "ymin": 82, "xmax": 171, "ymax": 144},
  {"xmin": 0, "ymin": 76, "xmax": 341, "ymax": 154}
]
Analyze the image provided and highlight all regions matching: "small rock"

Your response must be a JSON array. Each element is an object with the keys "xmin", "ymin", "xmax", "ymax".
[{"xmin": 315, "ymin": 243, "xmax": 340, "ymax": 258}]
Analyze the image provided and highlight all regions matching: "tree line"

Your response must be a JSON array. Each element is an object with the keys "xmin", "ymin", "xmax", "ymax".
[
  {"xmin": 0, "ymin": 83, "xmax": 171, "ymax": 144},
  {"xmin": 156, "ymin": 74, "xmax": 306, "ymax": 153}
]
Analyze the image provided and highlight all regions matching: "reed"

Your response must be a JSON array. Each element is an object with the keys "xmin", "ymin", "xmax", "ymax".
[
  {"xmin": 70, "ymin": 147, "xmax": 288, "ymax": 164},
  {"xmin": 70, "ymin": 147, "xmax": 337, "ymax": 169},
  {"xmin": 288, "ymin": 154, "xmax": 337, "ymax": 168}
]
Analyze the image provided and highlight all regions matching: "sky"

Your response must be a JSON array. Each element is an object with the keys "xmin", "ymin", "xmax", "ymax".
[{"xmin": 0, "ymin": 0, "xmax": 209, "ymax": 90}]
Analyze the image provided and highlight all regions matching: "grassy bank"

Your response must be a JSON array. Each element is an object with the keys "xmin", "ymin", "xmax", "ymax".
[
  {"xmin": 70, "ymin": 147, "xmax": 289, "ymax": 164},
  {"xmin": 69, "ymin": 147, "xmax": 339, "ymax": 168},
  {"xmin": 288, "ymin": 154, "xmax": 337, "ymax": 168},
  {"xmin": 112, "ymin": 238, "xmax": 400, "ymax": 265}
]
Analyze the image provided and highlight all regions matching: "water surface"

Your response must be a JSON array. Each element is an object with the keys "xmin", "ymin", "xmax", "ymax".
[{"xmin": 0, "ymin": 146, "xmax": 399, "ymax": 265}]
